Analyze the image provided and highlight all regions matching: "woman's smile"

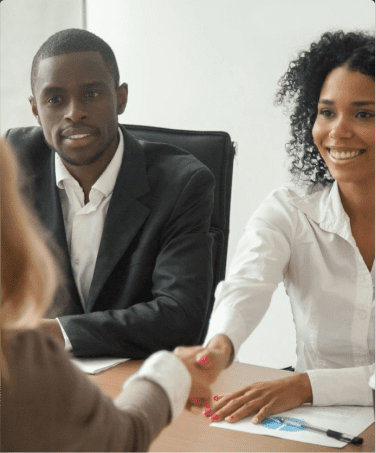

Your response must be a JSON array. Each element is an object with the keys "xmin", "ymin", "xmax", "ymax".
[{"xmin": 327, "ymin": 147, "xmax": 366, "ymax": 161}]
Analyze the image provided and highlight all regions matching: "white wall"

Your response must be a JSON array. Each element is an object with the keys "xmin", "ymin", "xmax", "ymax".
[
  {"xmin": 87, "ymin": 0, "xmax": 374, "ymax": 368},
  {"xmin": 0, "ymin": 0, "xmax": 83, "ymax": 133},
  {"xmin": 0, "ymin": 1, "xmax": 373, "ymax": 368}
]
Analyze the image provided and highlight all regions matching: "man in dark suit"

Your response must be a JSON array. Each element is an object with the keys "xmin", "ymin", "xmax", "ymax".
[{"xmin": 7, "ymin": 28, "xmax": 215, "ymax": 358}]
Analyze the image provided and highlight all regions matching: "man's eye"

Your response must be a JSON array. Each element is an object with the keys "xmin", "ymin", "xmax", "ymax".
[
  {"xmin": 48, "ymin": 96, "xmax": 62, "ymax": 104},
  {"xmin": 86, "ymin": 90, "xmax": 100, "ymax": 98}
]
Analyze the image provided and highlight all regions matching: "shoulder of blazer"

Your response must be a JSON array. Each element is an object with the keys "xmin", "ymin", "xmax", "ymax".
[
  {"xmin": 6, "ymin": 126, "xmax": 51, "ymax": 170},
  {"xmin": 119, "ymin": 124, "xmax": 211, "ymax": 178}
]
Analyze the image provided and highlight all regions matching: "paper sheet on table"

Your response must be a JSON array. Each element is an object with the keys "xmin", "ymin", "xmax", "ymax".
[
  {"xmin": 211, "ymin": 405, "xmax": 374, "ymax": 448},
  {"xmin": 72, "ymin": 357, "xmax": 130, "ymax": 374}
]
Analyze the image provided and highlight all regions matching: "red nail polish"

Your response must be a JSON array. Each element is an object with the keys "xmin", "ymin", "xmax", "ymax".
[
  {"xmin": 213, "ymin": 395, "xmax": 219, "ymax": 401},
  {"xmin": 204, "ymin": 407, "xmax": 212, "ymax": 416},
  {"xmin": 211, "ymin": 413, "xmax": 219, "ymax": 421},
  {"xmin": 198, "ymin": 355, "xmax": 209, "ymax": 366}
]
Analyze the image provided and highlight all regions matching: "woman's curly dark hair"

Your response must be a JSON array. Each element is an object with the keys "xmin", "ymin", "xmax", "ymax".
[{"xmin": 275, "ymin": 31, "xmax": 375, "ymax": 186}]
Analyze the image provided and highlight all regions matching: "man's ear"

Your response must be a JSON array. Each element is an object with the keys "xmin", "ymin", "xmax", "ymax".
[
  {"xmin": 117, "ymin": 83, "xmax": 128, "ymax": 115},
  {"xmin": 29, "ymin": 96, "xmax": 42, "ymax": 126}
]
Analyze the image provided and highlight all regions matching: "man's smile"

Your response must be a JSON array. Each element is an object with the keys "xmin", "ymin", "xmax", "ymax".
[
  {"xmin": 61, "ymin": 126, "xmax": 98, "ymax": 147},
  {"xmin": 61, "ymin": 134, "xmax": 97, "ymax": 147}
]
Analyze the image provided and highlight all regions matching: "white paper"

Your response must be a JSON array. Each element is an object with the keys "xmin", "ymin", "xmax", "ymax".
[
  {"xmin": 72, "ymin": 357, "xmax": 130, "ymax": 374},
  {"xmin": 211, "ymin": 405, "xmax": 375, "ymax": 448}
]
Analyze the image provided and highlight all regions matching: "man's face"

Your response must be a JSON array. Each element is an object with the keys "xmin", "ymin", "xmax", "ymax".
[{"xmin": 30, "ymin": 51, "xmax": 127, "ymax": 167}]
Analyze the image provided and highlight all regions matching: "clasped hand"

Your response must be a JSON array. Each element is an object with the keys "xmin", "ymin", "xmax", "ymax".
[{"xmin": 173, "ymin": 345, "xmax": 228, "ymax": 409}]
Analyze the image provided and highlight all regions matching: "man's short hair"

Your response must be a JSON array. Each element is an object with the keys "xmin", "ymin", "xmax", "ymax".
[{"xmin": 31, "ymin": 28, "xmax": 120, "ymax": 94}]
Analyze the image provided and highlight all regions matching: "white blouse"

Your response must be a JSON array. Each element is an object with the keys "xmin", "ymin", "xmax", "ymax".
[{"xmin": 204, "ymin": 182, "xmax": 375, "ymax": 406}]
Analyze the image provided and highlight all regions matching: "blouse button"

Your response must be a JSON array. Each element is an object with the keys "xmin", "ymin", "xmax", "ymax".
[{"xmin": 359, "ymin": 310, "xmax": 367, "ymax": 319}]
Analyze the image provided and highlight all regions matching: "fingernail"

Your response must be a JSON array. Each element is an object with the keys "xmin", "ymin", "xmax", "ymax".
[
  {"xmin": 204, "ymin": 408, "xmax": 212, "ymax": 416},
  {"xmin": 225, "ymin": 416, "xmax": 233, "ymax": 422},
  {"xmin": 211, "ymin": 413, "xmax": 219, "ymax": 421},
  {"xmin": 198, "ymin": 355, "xmax": 209, "ymax": 366},
  {"xmin": 252, "ymin": 416, "xmax": 258, "ymax": 424},
  {"xmin": 213, "ymin": 395, "xmax": 219, "ymax": 401}
]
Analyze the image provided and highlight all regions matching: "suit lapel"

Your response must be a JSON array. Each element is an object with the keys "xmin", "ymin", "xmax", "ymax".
[
  {"xmin": 34, "ymin": 150, "xmax": 82, "ymax": 315},
  {"xmin": 86, "ymin": 127, "xmax": 150, "ymax": 312}
]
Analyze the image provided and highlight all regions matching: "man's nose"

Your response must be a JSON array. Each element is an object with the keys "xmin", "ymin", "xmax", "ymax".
[
  {"xmin": 64, "ymin": 99, "xmax": 87, "ymax": 122},
  {"xmin": 329, "ymin": 116, "xmax": 353, "ymax": 139}
]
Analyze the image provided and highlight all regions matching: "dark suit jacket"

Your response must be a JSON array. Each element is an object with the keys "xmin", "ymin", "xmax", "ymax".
[{"xmin": 7, "ymin": 125, "xmax": 215, "ymax": 358}]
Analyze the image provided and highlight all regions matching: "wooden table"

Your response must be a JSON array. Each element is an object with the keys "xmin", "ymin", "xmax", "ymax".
[{"xmin": 89, "ymin": 360, "xmax": 375, "ymax": 452}]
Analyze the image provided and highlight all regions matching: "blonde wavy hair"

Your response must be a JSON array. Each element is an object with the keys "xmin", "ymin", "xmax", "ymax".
[{"xmin": 1, "ymin": 138, "xmax": 57, "ymax": 331}]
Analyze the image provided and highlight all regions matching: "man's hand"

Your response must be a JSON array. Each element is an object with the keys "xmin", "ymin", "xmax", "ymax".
[
  {"xmin": 204, "ymin": 373, "xmax": 313, "ymax": 423},
  {"xmin": 37, "ymin": 319, "xmax": 65, "ymax": 345}
]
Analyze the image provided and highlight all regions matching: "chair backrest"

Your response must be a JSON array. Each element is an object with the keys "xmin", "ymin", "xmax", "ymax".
[{"xmin": 125, "ymin": 124, "xmax": 235, "ymax": 343}]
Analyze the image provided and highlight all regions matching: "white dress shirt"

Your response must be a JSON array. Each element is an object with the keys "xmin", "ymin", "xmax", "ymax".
[
  {"xmin": 55, "ymin": 129, "xmax": 124, "ymax": 306},
  {"xmin": 204, "ymin": 181, "xmax": 375, "ymax": 406},
  {"xmin": 55, "ymin": 129, "xmax": 124, "ymax": 348}
]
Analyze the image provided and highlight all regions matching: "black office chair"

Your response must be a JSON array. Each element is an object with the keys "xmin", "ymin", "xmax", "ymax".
[{"xmin": 125, "ymin": 124, "xmax": 235, "ymax": 343}]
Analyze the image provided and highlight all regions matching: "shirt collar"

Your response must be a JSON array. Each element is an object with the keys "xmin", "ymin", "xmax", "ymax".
[
  {"xmin": 288, "ymin": 181, "xmax": 353, "ymax": 244},
  {"xmin": 55, "ymin": 127, "xmax": 124, "ymax": 198}
]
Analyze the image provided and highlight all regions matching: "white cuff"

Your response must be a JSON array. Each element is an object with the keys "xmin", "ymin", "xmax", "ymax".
[
  {"xmin": 123, "ymin": 351, "xmax": 192, "ymax": 420},
  {"xmin": 368, "ymin": 364, "xmax": 375, "ymax": 390},
  {"xmin": 307, "ymin": 366, "xmax": 374, "ymax": 406},
  {"xmin": 56, "ymin": 318, "xmax": 73, "ymax": 351},
  {"xmin": 203, "ymin": 305, "xmax": 246, "ymax": 358},
  {"xmin": 369, "ymin": 372, "xmax": 375, "ymax": 390}
]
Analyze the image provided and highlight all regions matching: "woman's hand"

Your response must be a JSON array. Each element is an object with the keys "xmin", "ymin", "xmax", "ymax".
[
  {"xmin": 173, "ymin": 345, "xmax": 214, "ymax": 409},
  {"xmin": 204, "ymin": 372, "xmax": 313, "ymax": 424},
  {"xmin": 173, "ymin": 345, "xmax": 229, "ymax": 409}
]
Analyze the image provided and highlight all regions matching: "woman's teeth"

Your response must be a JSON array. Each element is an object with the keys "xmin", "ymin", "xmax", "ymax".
[{"xmin": 328, "ymin": 149, "xmax": 365, "ymax": 160}]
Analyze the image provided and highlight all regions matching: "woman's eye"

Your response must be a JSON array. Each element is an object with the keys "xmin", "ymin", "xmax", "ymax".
[
  {"xmin": 356, "ymin": 111, "xmax": 374, "ymax": 119},
  {"xmin": 319, "ymin": 109, "xmax": 333, "ymax": 118}
]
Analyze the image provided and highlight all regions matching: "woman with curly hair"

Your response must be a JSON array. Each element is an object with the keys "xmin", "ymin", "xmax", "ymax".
[{"xmin": 199, "ymin": 30, "xmax": 375, "ymax": 424}]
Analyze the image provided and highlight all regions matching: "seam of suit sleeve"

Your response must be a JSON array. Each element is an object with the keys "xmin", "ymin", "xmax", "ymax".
[{"xmin": 162, "ymin": 167, "xmax": 214, "ymax": 242}]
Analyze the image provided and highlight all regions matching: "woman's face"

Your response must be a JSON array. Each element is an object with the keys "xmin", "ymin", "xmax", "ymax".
[{"xmin": 312, "ymin": 66, "xmax": 375, "ymax": 186}]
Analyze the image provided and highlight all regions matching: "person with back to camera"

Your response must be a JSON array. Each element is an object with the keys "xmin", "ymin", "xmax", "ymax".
[
  {"xmin": 0, "ymin": 136, "xmax": 216, "ymax": 452},
  {"xmin": 6, "ymin": 28, "xmax": 215, "ymax": 359},
  {"xmin": 190, "ymin": 30, "xmax": 375, "ymax": 423}
]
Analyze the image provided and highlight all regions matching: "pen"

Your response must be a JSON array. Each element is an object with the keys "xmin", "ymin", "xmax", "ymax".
[{"xmin": 275, "ymin": 417, "xmax": 363, "ymax": 445}]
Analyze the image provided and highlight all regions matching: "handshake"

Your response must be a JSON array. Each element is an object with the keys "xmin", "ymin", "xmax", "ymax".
[
  {"xmin": 173, "ymin": 335, "xmax": 313, "ymax": 425},
  {"xmin": 173, "ymin": 334, "xmax": 234, "ymax": 410}
]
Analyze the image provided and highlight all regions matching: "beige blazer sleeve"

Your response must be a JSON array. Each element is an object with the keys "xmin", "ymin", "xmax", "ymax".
[{"xmin": 1, "ymin": 329, "xmax": 170, "ymax": 452}]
